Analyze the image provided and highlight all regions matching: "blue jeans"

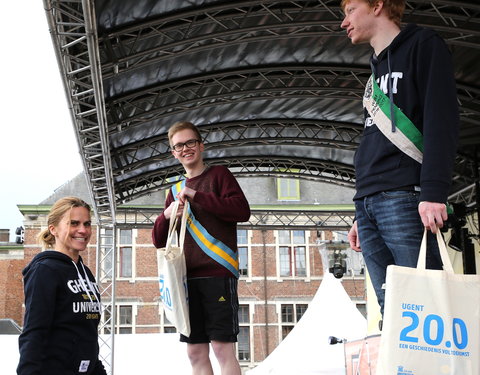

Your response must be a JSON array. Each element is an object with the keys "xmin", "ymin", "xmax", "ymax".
[{"xmin": 355, "ymin": 190, "xmax": 443, "ymax": 315}]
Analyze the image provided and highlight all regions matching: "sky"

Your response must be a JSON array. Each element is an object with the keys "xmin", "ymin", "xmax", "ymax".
[{"xmin": 0, "ymin": 2, "xmax": 83, "ymax": 241}]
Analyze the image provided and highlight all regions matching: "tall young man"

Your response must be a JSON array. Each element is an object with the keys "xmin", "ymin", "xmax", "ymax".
[
  {"xmin": 152, "ymin": 121, "xmax": 250, "ymax": 375},
  {"xmin": 341, "ymin": 0, "xmax": 459, "ymax": 315}
]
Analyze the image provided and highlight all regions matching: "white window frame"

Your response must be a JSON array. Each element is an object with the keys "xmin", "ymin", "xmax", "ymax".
[
  {"xmin": 101, "ymin": 228, "xmax": 137, "ymax": 280},
  {"xmin": 237, "ymin": 229, "xmax": 252, "ymax": 281},
  {"xmin": 102, "ymin": 303, "xmax": 137, "ymax": 334},
  {"xmin": 275, "ymin": 230, "xmax": 311, "ymax": 280},
  {"xmin": 236, "ymin": 303, "xmax": 253, "ymax": 362},
  {"xmin": 236, "ymin": 301, "xmax": 254, "ymax": 365},
  {"xmin": 118, "ymin": 228, "xmax": 135, "ymax": 279},
  {"xmin": 277, "ymin": 302, "xmax": 309, "ymax": 341},
  {"xmin": 276, "ymin": 177, "xmax": 300, "ymax": 201}
]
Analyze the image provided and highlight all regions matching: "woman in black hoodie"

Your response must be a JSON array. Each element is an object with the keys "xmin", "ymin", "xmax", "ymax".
[{"xmin": 17, "ymin": 197, "xmax": 106, "ymax": 375}]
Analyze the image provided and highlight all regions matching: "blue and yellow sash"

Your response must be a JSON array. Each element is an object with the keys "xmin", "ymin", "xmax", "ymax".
[{"xmin": 171, "ymin": 180, "xmax": 239, "ymax": 278}]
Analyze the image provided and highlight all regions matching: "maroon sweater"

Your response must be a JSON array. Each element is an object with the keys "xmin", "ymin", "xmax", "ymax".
[{"xmin": 152, "ymin": 165, "xmax": 250, "ymax": 278}]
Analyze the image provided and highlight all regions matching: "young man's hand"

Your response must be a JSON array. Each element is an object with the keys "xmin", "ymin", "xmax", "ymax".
[
  {"xmin": 418, "ymin": 201, "xmax": 447, "ymax": 234},
  {"xmin": 177, "ymin": 187, "xmax": 196, "ymax": 203},
  {"xmin": 163, "ymin": 201, "xmax": 184, "ymax": 220},
  {"xmin": 348, "ymin": 221, "xmax": 361, "ymax": 252}
]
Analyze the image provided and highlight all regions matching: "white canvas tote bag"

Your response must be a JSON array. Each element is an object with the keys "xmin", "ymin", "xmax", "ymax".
[
  {"xmin": 377, "ymin": 230, "xmax": 480, "ymax": 375},
  {"xmin": 157, "ymin": 201, "xmax": 190, "ymax": 337}
]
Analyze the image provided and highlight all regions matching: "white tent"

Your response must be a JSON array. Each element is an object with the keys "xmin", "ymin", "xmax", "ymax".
[{"xmin": 247, "ymin": 273, "xmax": 367, "ymax": 375}]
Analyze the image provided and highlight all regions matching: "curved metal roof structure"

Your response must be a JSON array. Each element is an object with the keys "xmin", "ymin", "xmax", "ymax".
[
  {"xmin": 43, "ymin": 1, "xmax": 479, "ymax": 372},
  {"xmin": 44, "ymin": 0, "xmax": 480, "ymax": 224}
]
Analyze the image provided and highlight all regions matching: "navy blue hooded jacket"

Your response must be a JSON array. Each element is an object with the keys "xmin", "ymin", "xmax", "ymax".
[
  {"xmin": 17, "ymin": 251, "xmax": 106, "ymax": 375},
  {"xmin": 354, "ymin": 24, "xmax": 459, "ymax": 202}
]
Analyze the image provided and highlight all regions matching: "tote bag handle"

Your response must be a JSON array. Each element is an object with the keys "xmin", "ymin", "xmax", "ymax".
[
  {"xmin": 164, "ymin": 201, "xmax": 189, "ymax": 254},
  {"xmin": 417, "ymin": 229, "xmax": 454, "ymax": 273},
  {"xmin": 164, "ymin": 201, "xmax": 179, "ymax": 250}
]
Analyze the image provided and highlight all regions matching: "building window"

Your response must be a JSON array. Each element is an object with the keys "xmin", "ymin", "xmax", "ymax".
[
  {"xmin": 277, "ymin": 177, "xmax": 300, "ymax": 201},
  {"xmin": 280, "ymin": 303, "xmax": 308, "ymax": 340},
  {"xmin": 119, "ymin": 305, "xmax": 133, "ymax": 333},
  {"xmin": 119, "ymin": 229, "xmax": 133, "ymax": 278},
  {"xmin": 100, "ymin": 228, "xmax": 135, "ymax": 279},
  {"xmin": 102, "ymin": 304, "xmax": 134, "ymax": 334},
  {"xmin": 237, "ymin": 305, "xmax": 251, "ymax": 361},
  {"xmin": 120, "ymin": 246, "xmax": 132, "ymax": 277},
  {"xmin": 237, "ymin": 229, "xmax": 249, "ymax": 277},
  {"xmin": 278, "ymin": 230, "xmax": 307, "ymax": 277},
  {"xmin": 101, "ymin": 229, "xmax": 114, "ymax": 279}
]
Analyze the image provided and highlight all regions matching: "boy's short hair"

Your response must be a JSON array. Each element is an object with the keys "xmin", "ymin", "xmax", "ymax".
[
  {"xmin": 341, "ymin": 0, "xmax": 405, "ymax": 26},
  {"xmin": 168, "ymin": 121, "xmax": 203, "ymax": 146}
]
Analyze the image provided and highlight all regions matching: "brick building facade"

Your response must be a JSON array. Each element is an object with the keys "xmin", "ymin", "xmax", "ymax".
[{"xmin": 0, "ymin": 174, "xmax": 366, "ymax": 371}]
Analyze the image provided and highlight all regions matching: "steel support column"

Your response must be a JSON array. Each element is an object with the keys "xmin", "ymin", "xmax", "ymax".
[{"xmin": 44, "ymin": 1, "xmax": 117, "ymax": 372}]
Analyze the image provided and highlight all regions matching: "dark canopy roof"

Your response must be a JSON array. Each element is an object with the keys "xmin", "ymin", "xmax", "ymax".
[{"xmin": 44, "ymin": 0, "xmax": 480, "ymax": 222}]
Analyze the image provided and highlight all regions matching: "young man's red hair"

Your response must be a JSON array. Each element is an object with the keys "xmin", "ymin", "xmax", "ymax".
[{"xmin": 341, "ymin": 0, "xmax": 405, "ymax": 26}]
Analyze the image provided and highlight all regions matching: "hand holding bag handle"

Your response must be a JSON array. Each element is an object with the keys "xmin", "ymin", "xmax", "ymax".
[
  {"xmin": 163, "ymin": 200, "xmax": 179, "ymax": 250},
  {"xmin": 417, "ymin": 229, "xmax": 454, "ymax": 273},
  {"xmin": 164, "ymin": 201, "xmax": 188, "ymax": 260}
]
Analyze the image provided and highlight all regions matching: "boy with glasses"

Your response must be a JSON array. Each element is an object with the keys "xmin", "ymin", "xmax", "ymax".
[{"xmin": 153, "ymin": 121, "xmax": 250, "ymax": 375}]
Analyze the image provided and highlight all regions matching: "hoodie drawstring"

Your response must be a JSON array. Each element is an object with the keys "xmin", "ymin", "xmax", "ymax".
[
  {"xmin": 72, "ymin": 260, "xmax": 96, "ymax": 305},
  {"xmin": 370, "ymin": 50, "xmax": 397, "ymax": 133},
  {"xmin": 387, "ymin": 50, "xmax": 397, "ymax": 132}
]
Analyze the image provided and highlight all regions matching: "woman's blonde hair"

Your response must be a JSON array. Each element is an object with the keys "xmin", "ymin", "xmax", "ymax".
[{"xmin": 38, "ymin": 197, "xmax": 91, "ymax": 249}]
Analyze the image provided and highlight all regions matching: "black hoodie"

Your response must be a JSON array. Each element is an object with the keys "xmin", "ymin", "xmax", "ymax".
[
  {"xmin": 17, "ymin": 251, "xmax": 106, "ymax": 375},
  {"xmin": 354, "ymin": 24, "xmax": 459, "ymax": 202}
]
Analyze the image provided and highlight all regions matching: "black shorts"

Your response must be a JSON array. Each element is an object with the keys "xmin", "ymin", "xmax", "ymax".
[{"xmin": 180, "ymin": 277, "xmax": 239, "ymax": 344}]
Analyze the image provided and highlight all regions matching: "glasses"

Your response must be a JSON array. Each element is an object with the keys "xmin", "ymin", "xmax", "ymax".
[{"xmin": 171, "ymin": 139, "xmax": 200, "ymax": 152}]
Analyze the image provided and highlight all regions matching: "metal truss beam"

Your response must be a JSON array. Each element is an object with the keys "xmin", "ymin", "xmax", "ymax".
[
  {"xmin": 104, "ymin": 63, "xmax": 480, "ymax": 132},
  {"xmin": 114, "ymin": 206, "xmax": 355, "ymax": 231},
  {"xmin": 111, "ymin": 119, "xmax": 363, "ymax": 175},
  {"xmin": 244, "ymin": 209, "xmax": 354, "ymax": 230},
  {"xmin": 96, "ymin": 0, "xmax": 479, "ymax": 208},
  {"xmin": 44, "ymin": 1, "xmax": 116, "ymax": 373},
  {"xmin": 98, "ymin": 1, "xmax": 344, "ymax": 78},
  {"xmin": 449, "ymin": 183, "xmax": 477, "ymax": 208},
  {"xmin": 449, "ymin": 152, "xmax": 480, "ymax": 208},
  {"xmin": 115, "ymin": 156, "xmax": 356, "ymax": 202},
  {"xmin": 104, "ymin": 64, "xmax": 478, "ymax": 163},
  {"xmin": 111, "ymin": 119, "xmax": 478, "ymax": 208},
  {"xmin": 115, "ymin": 150, "xmax": 479, "ymax": 208},
  {"xmin": 106, "ymin": 66, "xmax": 370, "ymax": 133},
  {"xmin": 405, "ymin": 1, "xmax": 480, "ymax": 49},
  {"xmin": 104, "ymin": 62, "xmax": 478, "ymax": 204},
  {"xmin": 98, "ymin": 0, "xmax": 480, "ymax": 80},
  {"xmin": 45, "ymin": 0, "xmax": 116, "ymax": 221}
]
